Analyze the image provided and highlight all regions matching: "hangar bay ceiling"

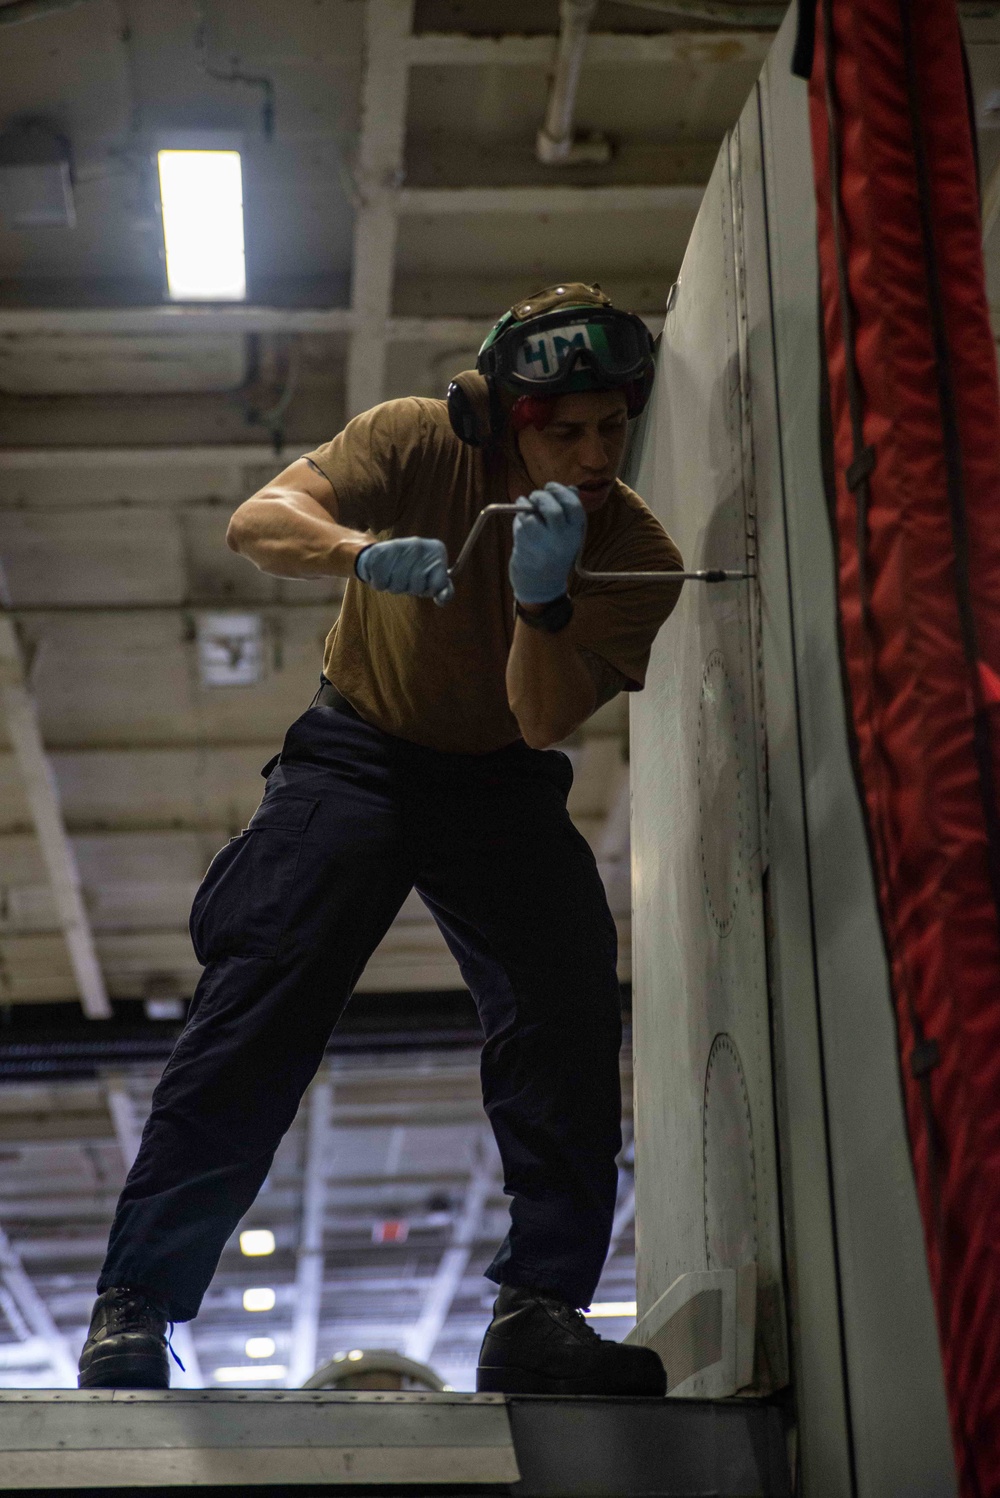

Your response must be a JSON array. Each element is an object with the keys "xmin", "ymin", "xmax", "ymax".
[
  {"xmin": 0, "ymin": 0, "xmax": 773, "ymax": 1015},
  {"xmin": 0, "ymin": 0, "xmax": 998, "ymax": 1397}
]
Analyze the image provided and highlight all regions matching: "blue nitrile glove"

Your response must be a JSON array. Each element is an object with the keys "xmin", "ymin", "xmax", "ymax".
[
  {"xmin": 508, "ymin": 482, "xmax": 586, "ymax": 605},
  {"xmin": 355, "ymin": 536, "xmax": 454, "ymax": 605}
]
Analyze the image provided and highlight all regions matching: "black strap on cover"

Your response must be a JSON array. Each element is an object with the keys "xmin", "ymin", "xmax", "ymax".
[{"xmin": 791, "ymin": 0, "xmax": 817, "ymax": 80}]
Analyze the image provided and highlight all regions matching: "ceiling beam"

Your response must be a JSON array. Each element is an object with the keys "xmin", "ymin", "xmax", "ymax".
[
  {"xmin": 0, "ymin": 736, "xmax": 298, "ymax": 755},
  {"xmin": 0, "ymin": 1223, "xmax": 77, "ymax": 1386},
  {"xmin": 0, "ymin": 309, "xmax": 494, "ymax": 340},
  {"xmin": 104, "ymin": 1079, "xmax": 143, "ymax": 1168},
  {"xmin": 0, "ymin": 1100, "xmax": 514, "ymax": 1135},
  {"xmin": 395, "ymin": 184, "xmax": 704, "ymax": 215},
  {"xmin": 405, "ymin": 1135, "xmax": 494, "ymax": 1366},
  {"xmin": 0, "ymin": 308, "xmax": 354, "ymax": 336},
  {"xmin": 611, "ymin": 0, "xmax": 784, "ymax": 22},
  {"xmin": 0, "ymin": 612, "xmax": 111, "ymax": 1019},
  {"xmin": 0, "ymin": 1186, "xmax": 479, "ymax": 1222},
  {"xmin": 0, "ymin": 444, "xmax": 319, "ymax": 470},
  {"xmin": 406, "ymin": 30, "xmax": 772, "ymax": 66},
  {"xmin": 0, "ymin": 1335, "xmax": 57, "ymax": 1366},
  {"xmin": 103, "ymin": 1075, "xmax": 203, "ymax": 1386},
  {"xmin": 387, "ymin": 316, "xmax": 490, "ymax": 343},
  {"xmin": 6, "ymin": 598, "xmax": 339, "ymax": 616},
  {"xmin": 346, "ymin": 0, "xmax": 415, "ymax": 418},
  {"xmin": 0, "ymin": 1285, "xmax": 32, "ymax": 1341},
  {"xmin": 287, "ymin": 1078, "xmax": 334, "ymax": 1389}
]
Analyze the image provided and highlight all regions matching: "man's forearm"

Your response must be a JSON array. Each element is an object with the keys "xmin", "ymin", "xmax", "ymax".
[
  {"xmin": 227, "ymin": 487, "xmax": 371, "ymax": 580},
  {"xmin": 506, "ymin": 614, "xmax": 597, "ymax": 750}
]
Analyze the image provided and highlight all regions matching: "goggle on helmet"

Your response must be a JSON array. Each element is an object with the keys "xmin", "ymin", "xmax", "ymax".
[{"xmin": 476, "ymin": 291, "xmax": 656, "ymax": 417}]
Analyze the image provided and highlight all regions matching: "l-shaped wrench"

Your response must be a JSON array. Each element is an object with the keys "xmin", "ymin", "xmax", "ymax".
[{"xmin": 445, "ymin": 502, "xmax": 752, "ymax": 586}]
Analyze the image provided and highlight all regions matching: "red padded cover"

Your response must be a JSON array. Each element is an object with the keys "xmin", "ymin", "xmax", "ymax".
[{"xmin": 807, "ymin": 0, "xmax": 1000, "ymax": 1490}]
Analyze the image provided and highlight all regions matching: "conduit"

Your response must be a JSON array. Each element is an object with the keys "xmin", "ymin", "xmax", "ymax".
[{"xmin": 536, "ymin": 0, "xmax": 611, "ymax": 165}]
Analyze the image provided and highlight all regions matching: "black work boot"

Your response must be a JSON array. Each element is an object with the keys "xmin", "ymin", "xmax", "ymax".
[
  {"xmin": 476, "ymin": 1285, "xmax": 666, "ymax": 1396},
  {"xmin": 78, "ymin": 1287, "xmax": 170, "ymax": 1389}
]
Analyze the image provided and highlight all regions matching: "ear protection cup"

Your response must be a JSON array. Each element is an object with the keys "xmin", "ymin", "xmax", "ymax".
[
  {"xmin": 448, "ymin": 370, "xmax": 506, "ymax": 447},
  {"xmin": 447, "ymin": 378, "xmax": 483, "ymax": 446}
]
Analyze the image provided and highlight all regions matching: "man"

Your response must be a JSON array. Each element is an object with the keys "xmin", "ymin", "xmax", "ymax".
[{"xmin": 78, "ymin": 283, "xmax": 683, "ymax": 1396}]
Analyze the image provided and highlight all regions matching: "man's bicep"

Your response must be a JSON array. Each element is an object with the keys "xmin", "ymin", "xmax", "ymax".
[
  {"xmin": 578, "ymin": 647, "xmax": 631, "ymax": 710},
  {"xmin": 271, "ymin": 456, "xmax": 341, "ymax": 520}
]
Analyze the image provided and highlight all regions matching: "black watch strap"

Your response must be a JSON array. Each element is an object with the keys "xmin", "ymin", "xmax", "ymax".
[{"xmin": 515, "ymin": 594, "xmax": 574, "ymax": 633}]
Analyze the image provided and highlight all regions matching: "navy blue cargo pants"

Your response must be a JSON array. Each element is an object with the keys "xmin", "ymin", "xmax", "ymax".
[{"xmin": 98, "ymin": 696, "xmax": 623, "ymax": 1321}]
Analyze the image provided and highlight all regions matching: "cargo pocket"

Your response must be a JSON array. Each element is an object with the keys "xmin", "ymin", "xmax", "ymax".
[{"xmin": 189, "ymin": 795, "xmax": 320, "ymax": 963}]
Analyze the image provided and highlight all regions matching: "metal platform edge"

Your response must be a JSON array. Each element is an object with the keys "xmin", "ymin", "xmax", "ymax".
[{"xmin": 0, "ymin": 1389, "xmax": 791, "ymax": 1497}]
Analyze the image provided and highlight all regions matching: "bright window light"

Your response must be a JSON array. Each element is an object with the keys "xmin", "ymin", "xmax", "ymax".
[
  {"xmin": 157, "ymin": 149, "xmax": 246, "ymax": 301},
  {"xmin": 245, "ymin": 1337, "xmax": 276, "ymax": 1359},
  {"xmin": 239, "ymin": 1229, "xmax": 275, "ymax": 1257},
  {"xmin": 214, "ymin": 1364, "xmax": 287, "ymax": 1382},
  {"xmin": 243, "ymin": 1287, "xmax": 276, "ymax": 1312},
  {"xmin": 584, "ymin": 1301, "xmax": 637, "ymax": 1319}
]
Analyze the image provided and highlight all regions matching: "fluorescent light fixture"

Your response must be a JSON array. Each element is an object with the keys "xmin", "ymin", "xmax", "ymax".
[
  {"xmin": 243, "ymin": 1287, "xmax": 276, "ymax": 1313},
  {"xmin": 245, "ymin": 1337, "xmax": 276, "ymax": 1359},
  {"xmin": 144, "ymin": 996, "xmax": 184, "ymax": 1021},
  {"xmin": 157, "ymin": 149, "xmax": 246, "ymax": 300},
  {"xmin": 214, "ymin": 1364, "xmax": 287, "ymax": 1382},
  {"xmin": 584, "ymin": 1301, "xmax": 637, "ymax": 1319},
  {"xmin": 239, "ymin": 1229, "xmax": 275, "ymax": 1257}
]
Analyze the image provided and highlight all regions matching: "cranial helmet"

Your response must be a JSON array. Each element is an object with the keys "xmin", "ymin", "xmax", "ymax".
[{"xmin": 447, "ymin": 283, "xmax": 656, "ymax": 447}]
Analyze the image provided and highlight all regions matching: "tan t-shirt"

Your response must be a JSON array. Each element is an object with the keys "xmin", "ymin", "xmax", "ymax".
[{"xmin": 306, "ymin": 395, "xmax": 683, "ymax": 753}]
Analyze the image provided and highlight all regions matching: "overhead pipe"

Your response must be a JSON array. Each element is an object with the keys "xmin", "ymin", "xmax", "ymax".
[
  {"xmin": 536, "ymin": 0, "xmax": 611, "ymax": 166},
  {"xmin": 193, "ymin": 0, "xmax": 275, "ymax": 138}
]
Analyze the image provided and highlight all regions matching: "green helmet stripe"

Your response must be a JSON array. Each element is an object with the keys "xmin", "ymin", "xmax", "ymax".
[{"xmin": 478, "ymin": 303, "xmax": 605, "ymax": 361}]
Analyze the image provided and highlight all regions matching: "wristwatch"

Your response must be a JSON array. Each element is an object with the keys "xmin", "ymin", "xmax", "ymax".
[{"xmin": 515, "ymin": 594, "xmax": 574, "ymax": 633}]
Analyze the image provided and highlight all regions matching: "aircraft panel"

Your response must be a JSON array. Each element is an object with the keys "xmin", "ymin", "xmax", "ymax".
[{"xmin": 628, "ymin": 82, "xmax": 787, "ymax": 1399}]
